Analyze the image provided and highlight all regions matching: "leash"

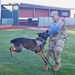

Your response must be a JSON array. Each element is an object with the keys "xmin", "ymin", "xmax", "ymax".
[
  {"xmin": 43, "ymin": 54, "xmax": 56, "ymax": 75},
  {"xmin": 35, "ymin": 38, "xmax": 56, "ymax": 75}
]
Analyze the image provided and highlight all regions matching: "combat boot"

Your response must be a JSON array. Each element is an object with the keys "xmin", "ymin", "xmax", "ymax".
[
  {"xmin": 53, "ymin": 63, "xmax": 61, "ymax": 71},
  {"xmin": 44, "ymin": 63, "xmax": 48, "ymax": 70}
]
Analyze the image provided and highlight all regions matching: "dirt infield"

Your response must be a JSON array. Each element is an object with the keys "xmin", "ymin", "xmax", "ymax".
[
  {"xmin": 0, "ymin": 25, "xmax": 49, "ymax": 30},
  {"xmin": 0, "ymin": 25, "xmax": 75, "ymax": 30}
]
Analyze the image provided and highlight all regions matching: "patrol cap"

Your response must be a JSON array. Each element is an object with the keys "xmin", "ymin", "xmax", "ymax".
[{"xmin": 50, "ymin": 11, "xmax": 58, "ymax": 17}]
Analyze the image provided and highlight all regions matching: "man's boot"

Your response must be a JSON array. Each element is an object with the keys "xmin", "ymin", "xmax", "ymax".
[
  {"xmin": 53, "ymin": 63, "xmax": 61, "ymax": 71},
  {"xmin": 44, "ymin": 63, "xmax": 48, "ymax": 70}
]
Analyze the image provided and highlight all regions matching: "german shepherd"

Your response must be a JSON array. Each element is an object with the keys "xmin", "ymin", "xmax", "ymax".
[{"xmin": 9, "ymin": 30, "xmax": 49, "ymax": 63}]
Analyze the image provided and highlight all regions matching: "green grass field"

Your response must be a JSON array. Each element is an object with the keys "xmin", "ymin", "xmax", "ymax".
[{"xmin": 0, "ymin": 29, "xmax": 75, "ymax": 75}]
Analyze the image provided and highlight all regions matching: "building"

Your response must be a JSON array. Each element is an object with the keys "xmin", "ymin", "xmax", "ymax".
[
  {"xmin": 0, "ymin": 0, "xmax": 1, "ymax": 24},
  {"xmin": 1, "ymin": 3, "xmax": 74, "ymax": 26}
]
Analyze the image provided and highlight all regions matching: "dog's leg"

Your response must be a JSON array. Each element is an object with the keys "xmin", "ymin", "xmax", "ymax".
[
  {"xmin": 36, "ymin": 50, "xmax": 48, "ymax": 63},
  {"xmin": 9, "ymin": 47, "xmax": 14, "ymax": 56}
]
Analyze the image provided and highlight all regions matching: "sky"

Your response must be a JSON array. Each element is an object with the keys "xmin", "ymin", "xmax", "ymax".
[{"xmin": 1, "ymin": 0, "xmax": 75, "ymax": 9}]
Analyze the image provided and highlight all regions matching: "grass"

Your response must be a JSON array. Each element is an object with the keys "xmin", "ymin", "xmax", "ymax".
[{"xmin": 0, "ymin": 29, "xmax": 75, "ymax": 75}]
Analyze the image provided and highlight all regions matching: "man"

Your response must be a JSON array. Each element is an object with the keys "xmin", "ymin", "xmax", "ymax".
[{"xmin": 44, "ymin": 11, "xmax": 67, "ymax": 71}]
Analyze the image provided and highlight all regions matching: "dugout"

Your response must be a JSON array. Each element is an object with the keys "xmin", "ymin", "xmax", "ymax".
[
  {"xmin": 1, "ymin": 3, "xmax": 19, "ymax": 26},
  {"xmin": 1, "ymin": 3, "xmax": 73, "ymax": 26}
]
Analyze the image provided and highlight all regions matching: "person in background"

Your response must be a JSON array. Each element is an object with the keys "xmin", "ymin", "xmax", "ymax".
[{"xmin": 44, "ymin": 11, "xmax": 67, "ymax": 71}]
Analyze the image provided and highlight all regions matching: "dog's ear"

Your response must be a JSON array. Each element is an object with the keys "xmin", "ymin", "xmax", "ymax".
[{"xmin": 46, "ymin": 30, "xmax": 49, "ymax": 33}]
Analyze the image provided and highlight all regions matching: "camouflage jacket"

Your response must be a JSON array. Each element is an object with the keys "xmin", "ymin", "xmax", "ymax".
[{"xmin": 49, "ymin": 17, "xmax": 67, "ymax": 40}]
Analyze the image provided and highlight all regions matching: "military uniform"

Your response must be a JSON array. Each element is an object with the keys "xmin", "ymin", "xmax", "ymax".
[
  {"xmin": 44, "ymin": 11, "xmax": 67, "ymax": 71},
  {"xmin": 46, "ymin": 17, "xmax": 67, "ymax": 63}
]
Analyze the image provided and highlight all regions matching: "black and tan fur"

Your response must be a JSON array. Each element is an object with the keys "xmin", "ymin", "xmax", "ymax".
[{"xmin": 9, "ymin": 30, "xmax": 49, "ymax": 63}]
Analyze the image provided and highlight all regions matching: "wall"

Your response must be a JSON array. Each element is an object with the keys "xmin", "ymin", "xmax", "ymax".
[
  {"xmin": 38, "ymin": 17, "xmax": 75, "ymax": 26},
  {"xmin": 1, "ymin": 5, "xmax": 19, "ymax": 25},
  {"xmin": 38, "ymin": 17, "xmax": 53, "ymax": 26},
  {"xmin": 19, "ymin": 8, "xmax": 33, "ymax": 17},
  {"xmin": 1, "ymin": 5, "xmax": 13, "ymax": 25},
  {"xmin": 1, "ymin": 6, "xmax": 12, "ymax": 18},
  {"xmin": 35, "ymin": 8, "xmax": 49, "ymax": 17},
  {"xmin": 0, "ymin": 0, "xmax": 1, "ymax": 19},
  {"xmin": 2, "ymin": 18, "xmax": 13, "ymax": 24},
  {"xmin": 65, "ymin": 18, "xmax": 75, "ymax": 25},
  {"xmin": 0, "ymin": 0, "xmax": 1, "ymax": 24},
  {"xmin": 50, "ymin": 9, "xmax": 70, "ymax": 17},
  {"xmin": 19, "ymin": 6, "xmax": 70, "ymax": 18},
  {"xmin": 70, "ymin": 10, "xmax": 75, "ymax": 18}
]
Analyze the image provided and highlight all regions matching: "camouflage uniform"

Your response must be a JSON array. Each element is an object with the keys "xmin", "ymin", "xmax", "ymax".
[{"xmin": 46, "ymin": 17, "xmax": 67, "ymax": 64}]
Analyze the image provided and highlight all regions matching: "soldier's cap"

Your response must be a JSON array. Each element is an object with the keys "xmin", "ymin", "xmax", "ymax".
[{"xmin": 50, "ymin": 11, "xmax": 59, "ymax": 17}]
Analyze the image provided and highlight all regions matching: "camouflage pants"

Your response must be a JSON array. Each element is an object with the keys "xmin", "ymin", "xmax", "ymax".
[{"xmin": 46, "ymin": 39, "xmax": 66, "ymax": 63}]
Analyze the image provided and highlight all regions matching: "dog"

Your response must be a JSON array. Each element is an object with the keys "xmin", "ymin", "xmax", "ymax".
[{"xmin": 9, "ymin": 30, "xmax": 49, "ymax": 63}]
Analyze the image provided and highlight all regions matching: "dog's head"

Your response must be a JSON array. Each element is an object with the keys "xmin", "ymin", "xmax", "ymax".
[{"xmin": 37, "ymin": 30, "xmax": 49, "ymax": 41}]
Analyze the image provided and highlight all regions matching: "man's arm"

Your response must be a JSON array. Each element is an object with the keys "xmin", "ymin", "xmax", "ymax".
[{"xmin": 48, "ymin": 24, "xmax": 61, "ymax": 36}]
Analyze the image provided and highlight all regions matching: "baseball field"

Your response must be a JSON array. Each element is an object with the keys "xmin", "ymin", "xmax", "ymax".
[{"xmin": 0, "ymin": 27, "xmax": 75, "ymax": 75}]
